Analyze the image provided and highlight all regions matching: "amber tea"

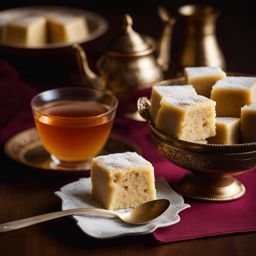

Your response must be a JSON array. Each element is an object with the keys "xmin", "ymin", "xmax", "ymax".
[{"xmin": 31, "ymin": 88, "xmax": 118, "ymax": 169}]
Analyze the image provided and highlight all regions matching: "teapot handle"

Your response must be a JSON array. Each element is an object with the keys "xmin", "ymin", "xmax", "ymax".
[
  {"xmin": 72, "ymin": 43, "xmax": 105, "ymax": 90},
  {"xmin": 156, "ymin": 6, "xmax": 176, "ymax": 72}
]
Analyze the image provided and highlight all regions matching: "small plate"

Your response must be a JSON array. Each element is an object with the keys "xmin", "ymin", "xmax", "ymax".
[
  {"xmin": 4, "ymin": 128, "xmax": 141, "ymax": 175},
  {"xmin": 0, "ymin": 6, "xmax": 108, "ymax": 49},
  {"xmin": 55, "ymin": 177, "xmax": 190, "ymax": 239}
]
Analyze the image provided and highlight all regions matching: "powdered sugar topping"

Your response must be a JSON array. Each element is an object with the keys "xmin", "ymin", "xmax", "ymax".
[
  {"xmin": 93, "ymin": 152, "xmax": 153, "ymax": 172},
  {"xmin": 242, "ymin": 104, "xmax": 256, "ymax": 110},
  {"xmin": 162, "ymin": 94, "xmax": 215, "ymax": 108},
  {"xmin": 9, "ymin": 16, "xmax": 46, "ymax": 26},
  {"xmin": 185, "ymin": 66, "xmax": 225, "ymax": 78},
  {"xmin": 213, "ymin": 76, "xmax": 256, "ymax": 90},
  {"xmin": 216, "ymin": 117, "xmax": 240, "ymax": 125},
  {"xmin": 153, "ymin": 85, "xmax": 197, "ymax": 96}
]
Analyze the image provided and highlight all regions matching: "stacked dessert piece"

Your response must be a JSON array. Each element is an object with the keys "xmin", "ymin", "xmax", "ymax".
[
  {"xmin": 1, "ymin": 13, "xmax": 89, "ymax": 47},
  {"xmin": 151, "ymin": 66, "xmax": 256, "ymax": 144}
]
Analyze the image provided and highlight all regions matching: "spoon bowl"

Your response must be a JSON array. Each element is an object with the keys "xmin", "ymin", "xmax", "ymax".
[
  {"xmin": 0, "ymin": 199, "xmax": 170, "ymax": 232},
  {"xmin": 120, "ymin": 199, "xmax": 170, "ymax": 224}
]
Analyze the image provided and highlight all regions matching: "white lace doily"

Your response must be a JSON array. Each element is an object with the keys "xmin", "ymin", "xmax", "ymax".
[{"xmin": 55, "ymin": 177, "xmax": 190, "ymax": 239}]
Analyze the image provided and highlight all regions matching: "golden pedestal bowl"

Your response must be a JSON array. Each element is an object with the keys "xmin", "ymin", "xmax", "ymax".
[{"xmin": 138, "ymin": 97, "xmax": 256, "ymax": 201}]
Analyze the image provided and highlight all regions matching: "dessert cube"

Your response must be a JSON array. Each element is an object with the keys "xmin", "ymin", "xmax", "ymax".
[
  {"xmin": 91, "ymin": 152, "xmax": 156, "ymax": 210},
  {"xmin": 241, "ymin": 104, "xmax": 256, "ymax": 142},
  {"xmin": 150, "ymin": 85, "xmax": 197, "ymax": 123},
  {"xmin": 184, "ymin": 66, "xmax": 226, "ymax": 97},
  {"xmin": 2, "ymin": 16, "xmax": 47, "ymax": 47},
  {"xmin": 208, "ymin": 117, "xmax": 240, "ymax": 144},
  {"xmin": 156, "ymin": 95, "xmax": 216, "ymax": 142},
  {"xmin": 211, "ymin": 76, "xmax": 256, "ymax": 117},
  {"xmin": 47, "ymin": 15, "xmax": 89, "ymax": 43}
]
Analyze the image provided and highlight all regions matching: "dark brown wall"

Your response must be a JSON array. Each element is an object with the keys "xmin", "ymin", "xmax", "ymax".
[{"xmin": 0, "ymin": 1, "xmax": 255, "ymax": 75}]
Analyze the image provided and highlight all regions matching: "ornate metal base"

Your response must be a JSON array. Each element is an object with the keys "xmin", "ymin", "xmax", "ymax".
[{"xmin": 174, "ymin": 173, "xmax": 246, "ymax": 201}]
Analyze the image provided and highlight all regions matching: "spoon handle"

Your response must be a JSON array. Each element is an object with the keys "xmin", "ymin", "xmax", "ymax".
[{"xmin": 0, "ymin": 208, "xmax": 117, "ymax": 233}]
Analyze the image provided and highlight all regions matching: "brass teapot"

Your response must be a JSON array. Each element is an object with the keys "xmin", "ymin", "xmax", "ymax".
[
  {"xmin": 73, "ymin": 8, "xmax": 175, "ymax": 98},
  {"xmin": 73, "ymin": 5, "xmax": 225, "ymax": 98}
]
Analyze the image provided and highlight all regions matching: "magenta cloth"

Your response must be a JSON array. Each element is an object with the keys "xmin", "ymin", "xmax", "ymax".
[
  {"xmin": 0, "ymin": 59, "xmax": 255, "ymax": 243},
  {"xmin": 0, "ymin": 59, "xmax": 36, "ymax": 144}
]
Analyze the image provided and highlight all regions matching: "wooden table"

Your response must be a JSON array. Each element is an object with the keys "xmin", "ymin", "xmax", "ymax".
[{"xmin": 0, "ymin": 149, "xmax": 255, "ymax": 256}]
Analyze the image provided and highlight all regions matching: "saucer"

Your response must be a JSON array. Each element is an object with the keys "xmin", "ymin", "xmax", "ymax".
[
  {"xmin": 55, "ymin": 177, "xmax": 190, "ymax": 239},
  {"xmin": 4, "ymin": 128, "xmax": 141, "ymax": 175}
]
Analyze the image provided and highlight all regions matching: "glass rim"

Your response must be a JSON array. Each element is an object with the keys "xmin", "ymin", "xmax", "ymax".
[{"xmin": 31, "ymin": 87, "xmax": 118, "ymax": 120}]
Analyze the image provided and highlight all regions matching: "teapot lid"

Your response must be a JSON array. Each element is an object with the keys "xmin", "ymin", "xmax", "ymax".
[{"xmin": 107, "ymin": 14, "xmax": 155, "ymax": 57}]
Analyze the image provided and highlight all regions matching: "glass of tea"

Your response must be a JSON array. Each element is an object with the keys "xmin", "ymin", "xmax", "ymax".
[{"xmin": 31, "ymin": 87, "xmax": 118, "ymax": 170}]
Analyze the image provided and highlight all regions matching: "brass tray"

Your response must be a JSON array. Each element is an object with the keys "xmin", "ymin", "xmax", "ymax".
[
  {"xmin": 4, "ymin": 128, "xmax": 141, "ymax": 175},
  {"xmin": 0, "ymin": 6, "xmax": 108, "ymax": 49}
]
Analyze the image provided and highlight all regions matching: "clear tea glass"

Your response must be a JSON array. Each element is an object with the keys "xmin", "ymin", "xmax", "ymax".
[{"xmin": 31, "ymin": 87, "xmax": 118, "ymax": 170}]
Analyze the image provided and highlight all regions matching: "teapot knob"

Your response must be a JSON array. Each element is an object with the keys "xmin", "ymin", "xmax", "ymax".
[{"xmin": 123, "ymin": 14, "xmax": 133, "ymax": 31}]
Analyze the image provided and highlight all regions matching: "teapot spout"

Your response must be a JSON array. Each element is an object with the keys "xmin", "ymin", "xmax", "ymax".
[
  {"xmin": 72, "ymin": 44, "xmax": 105, "ymax": 90},
  {"xmin": 156, "ymin": 6, "xmax": 176, "ymax": 72}
]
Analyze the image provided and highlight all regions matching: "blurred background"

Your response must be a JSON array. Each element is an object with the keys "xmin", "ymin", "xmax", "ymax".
[{"xmin": 0, "ymin": 0, "xmax": 255, "ymax": 85}]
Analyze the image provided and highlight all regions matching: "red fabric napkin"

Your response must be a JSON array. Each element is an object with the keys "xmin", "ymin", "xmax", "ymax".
[
  {"xmin": 0, "ymin": 59, "xmax": 36, "ymax": 144},
  {"xmin": 1, "ymin": 59, "xmax": 256, "ymax": 243}
]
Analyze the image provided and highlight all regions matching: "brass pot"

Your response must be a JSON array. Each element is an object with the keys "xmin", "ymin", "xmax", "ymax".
[
  {"xmin": 73, "ymin": 10, "xmax": 176, "ymax": 98},
  {"xmin": 73, "ymin": 5, "xmax": 226, "ymax": 98},
  {"xmin": 177, "ymin": 4, "xmax": 225, "ymax": 70}
]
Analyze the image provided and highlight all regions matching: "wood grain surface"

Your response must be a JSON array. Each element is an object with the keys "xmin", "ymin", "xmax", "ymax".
[{"xmin": 0, "ymin": 151, "xmax": 255, "ymax": 256}]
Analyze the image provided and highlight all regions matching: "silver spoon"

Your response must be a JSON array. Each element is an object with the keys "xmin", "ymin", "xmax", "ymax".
[{"xmin": 0, "ymin": 199, "xmax": 170, "ymax": 232}]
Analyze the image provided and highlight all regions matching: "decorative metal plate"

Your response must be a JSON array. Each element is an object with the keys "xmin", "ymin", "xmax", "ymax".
[
  {"xmin": 0, "ymin": 6, "xmax": 108, "ymax": 49},
  {"xmin": 4, "ymin": 128, "xmax": 141, "ymax": 175},
  {"xmin": 137, "ymin": 76, "xmax": 256, "ymax": 201}
]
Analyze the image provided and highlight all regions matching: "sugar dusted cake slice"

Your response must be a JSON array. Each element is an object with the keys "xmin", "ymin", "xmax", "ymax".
[
  {"xmin": 208, "ymin": 117, "xmax": 240, "ymax": 144},
  {"xmin": 2, "ymin": 16, "xmax": 47, "ymax": 47},
  {"xmin": 156, "ymin": 95, "xmax": 216, "ymax": 142},
  {"xmin": 211, "ymin": 76, "xmax": 256, "ymax": 117},
  {"xmin": 184, "ymin": 66, "xmax": 226, "ymax": 97},
  {"xmin": 47, "ymin": 15, "xmax": 89, "ymax": 43},
  {"xmin": 150, "ymin": 85, "xmax": 197, "ymax": 123},
  {"xmin": 91, "ymin": 152, "xmax": 156, "ymax": 210},
  {"xmin": 241, "ymin": 104, "xmax": 256, "ymax": 143}
]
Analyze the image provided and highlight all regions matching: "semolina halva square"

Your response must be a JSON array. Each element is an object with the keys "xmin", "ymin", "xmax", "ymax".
[
  {"xmin": 211, "ymin": 76, "xmax": 256, "ymax": 117},
  {"xmin": 208, "ymin": 117, "xmax": 240, "ymax": 144},
  {"xmin": 2, "ymin": 16, "xmax": 47, "ymax": 47},
  {"xmin": 91, "ymin": 152, "xmax": 156, "ymax": 210},
  {"xmin": 156, "ymin": 94, "xmax": 216, "ymax": 142},
  {"xmin": 150, "ymin": 85, "xmax": 197, "ymax": 123},
  {"xmin": 241, "ymin": 104, "xmax": 256, "ymax": 143},
  {"xmin": 184, "ymin": 66, "xmax": 226, "ymax": 97}
]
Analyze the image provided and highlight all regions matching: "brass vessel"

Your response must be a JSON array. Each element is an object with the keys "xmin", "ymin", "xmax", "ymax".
[
  {"xmin": 73, "ymin": 9, "xmax": 175, "ymax": 98},
  {"xmin": 177, "ymin": 4, "xmax": 225, "ymax": 70},
  {"xmin": 137, "ymin": 93, "xmax": 256, "ymax": 201},
  {"xmin": 73, "ymin": 5, "xmax": 226, "ymax": 97}
]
